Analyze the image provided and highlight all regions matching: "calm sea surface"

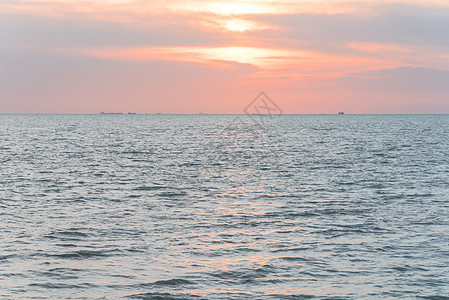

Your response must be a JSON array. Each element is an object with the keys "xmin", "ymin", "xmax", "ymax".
[{"xmin": 1, "ymin": 114, "xmax": 448, "ymax": 299}]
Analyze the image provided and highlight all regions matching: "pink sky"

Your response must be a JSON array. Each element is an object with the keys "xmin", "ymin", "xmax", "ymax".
[{"xmin": 1, "ymin": 0, "xmax": 449, "ymax": 113}]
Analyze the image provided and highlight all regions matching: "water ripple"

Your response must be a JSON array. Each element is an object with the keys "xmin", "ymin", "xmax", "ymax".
[{"xmin": 0, "ymin": 114, "xmax": 448, "ymax": 299}]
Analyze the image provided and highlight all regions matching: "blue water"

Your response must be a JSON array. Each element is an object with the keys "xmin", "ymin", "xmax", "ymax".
[{"xmin": 0, "ymin": 114, "xmax": 448, "ymax": 299}]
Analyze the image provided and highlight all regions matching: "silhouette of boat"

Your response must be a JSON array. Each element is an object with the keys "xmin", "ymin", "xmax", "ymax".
[
  {"xmin": 128, "ymin": 112, "xmax": 136, "ymax": 115},
  {"xmin": 338, "ymin": 112, "xmax": 345, "ymax": 114}
]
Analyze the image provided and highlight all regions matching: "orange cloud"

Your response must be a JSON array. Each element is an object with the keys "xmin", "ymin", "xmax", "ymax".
[
  {"xmin": 75, "ymin": 44, "xmax": 406, "ymax": 81},
  {"xmin": 76, "ymin": 46, "xmax": 298, "ymax": 68}
]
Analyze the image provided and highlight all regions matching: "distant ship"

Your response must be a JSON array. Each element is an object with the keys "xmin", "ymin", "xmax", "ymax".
[
  {"xmin": 338, "ymin": 112, "xmax": 345, "ymax": 115},
  {"xmin": 100, "ymin": 111, "xmax": 123, "ymax": 115},
  {"xmin": 128, "ymin": 112, "xmax": 136, "ymax": 115}
]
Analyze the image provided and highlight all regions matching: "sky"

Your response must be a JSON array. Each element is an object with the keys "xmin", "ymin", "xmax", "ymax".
[{"xmin": 1, "ymin": 0, "xmax": 449, "ymax": 114}]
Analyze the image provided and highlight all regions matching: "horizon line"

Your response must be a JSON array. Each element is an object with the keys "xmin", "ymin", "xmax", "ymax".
[{"xmin": 1, "ymin": 113, "xmax": 449, "ymax": 115}]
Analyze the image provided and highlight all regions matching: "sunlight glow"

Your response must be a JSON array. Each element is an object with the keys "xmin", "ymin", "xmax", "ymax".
[
  {"xmin": 193, "ymin": 46, "xmax": 299, "ymax": 68},
  {"xmin": 222, "ymin": 19, "xmax": 255, "ymax": 32},
  {"xmin": 77, "ymin": 46, "xmax": 300, "ymax": 69}
]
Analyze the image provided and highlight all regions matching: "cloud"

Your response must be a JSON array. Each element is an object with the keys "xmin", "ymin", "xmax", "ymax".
[
  {"xmin": 0, "ymin": 12, "xmax": 228, "ymax": 48},
  {"xmin": 256, "ymin": 4, "xmax": 449, "ymax": 49}
]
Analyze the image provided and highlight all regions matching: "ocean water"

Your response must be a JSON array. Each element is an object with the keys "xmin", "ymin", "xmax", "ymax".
[{"xmin": 0, "ymin": 114, "xmax": 448, "ymax": 299}]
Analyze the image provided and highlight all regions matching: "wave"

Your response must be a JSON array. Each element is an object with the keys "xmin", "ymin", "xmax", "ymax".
[{"xmin": 127, "ymin": 292, "xmax": 201, "ymax": 299}]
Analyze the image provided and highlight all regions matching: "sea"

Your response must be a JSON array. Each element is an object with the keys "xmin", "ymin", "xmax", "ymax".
[{"xmin": 0, "ymin": 114, "xmax": 448, "ymax": 299}]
